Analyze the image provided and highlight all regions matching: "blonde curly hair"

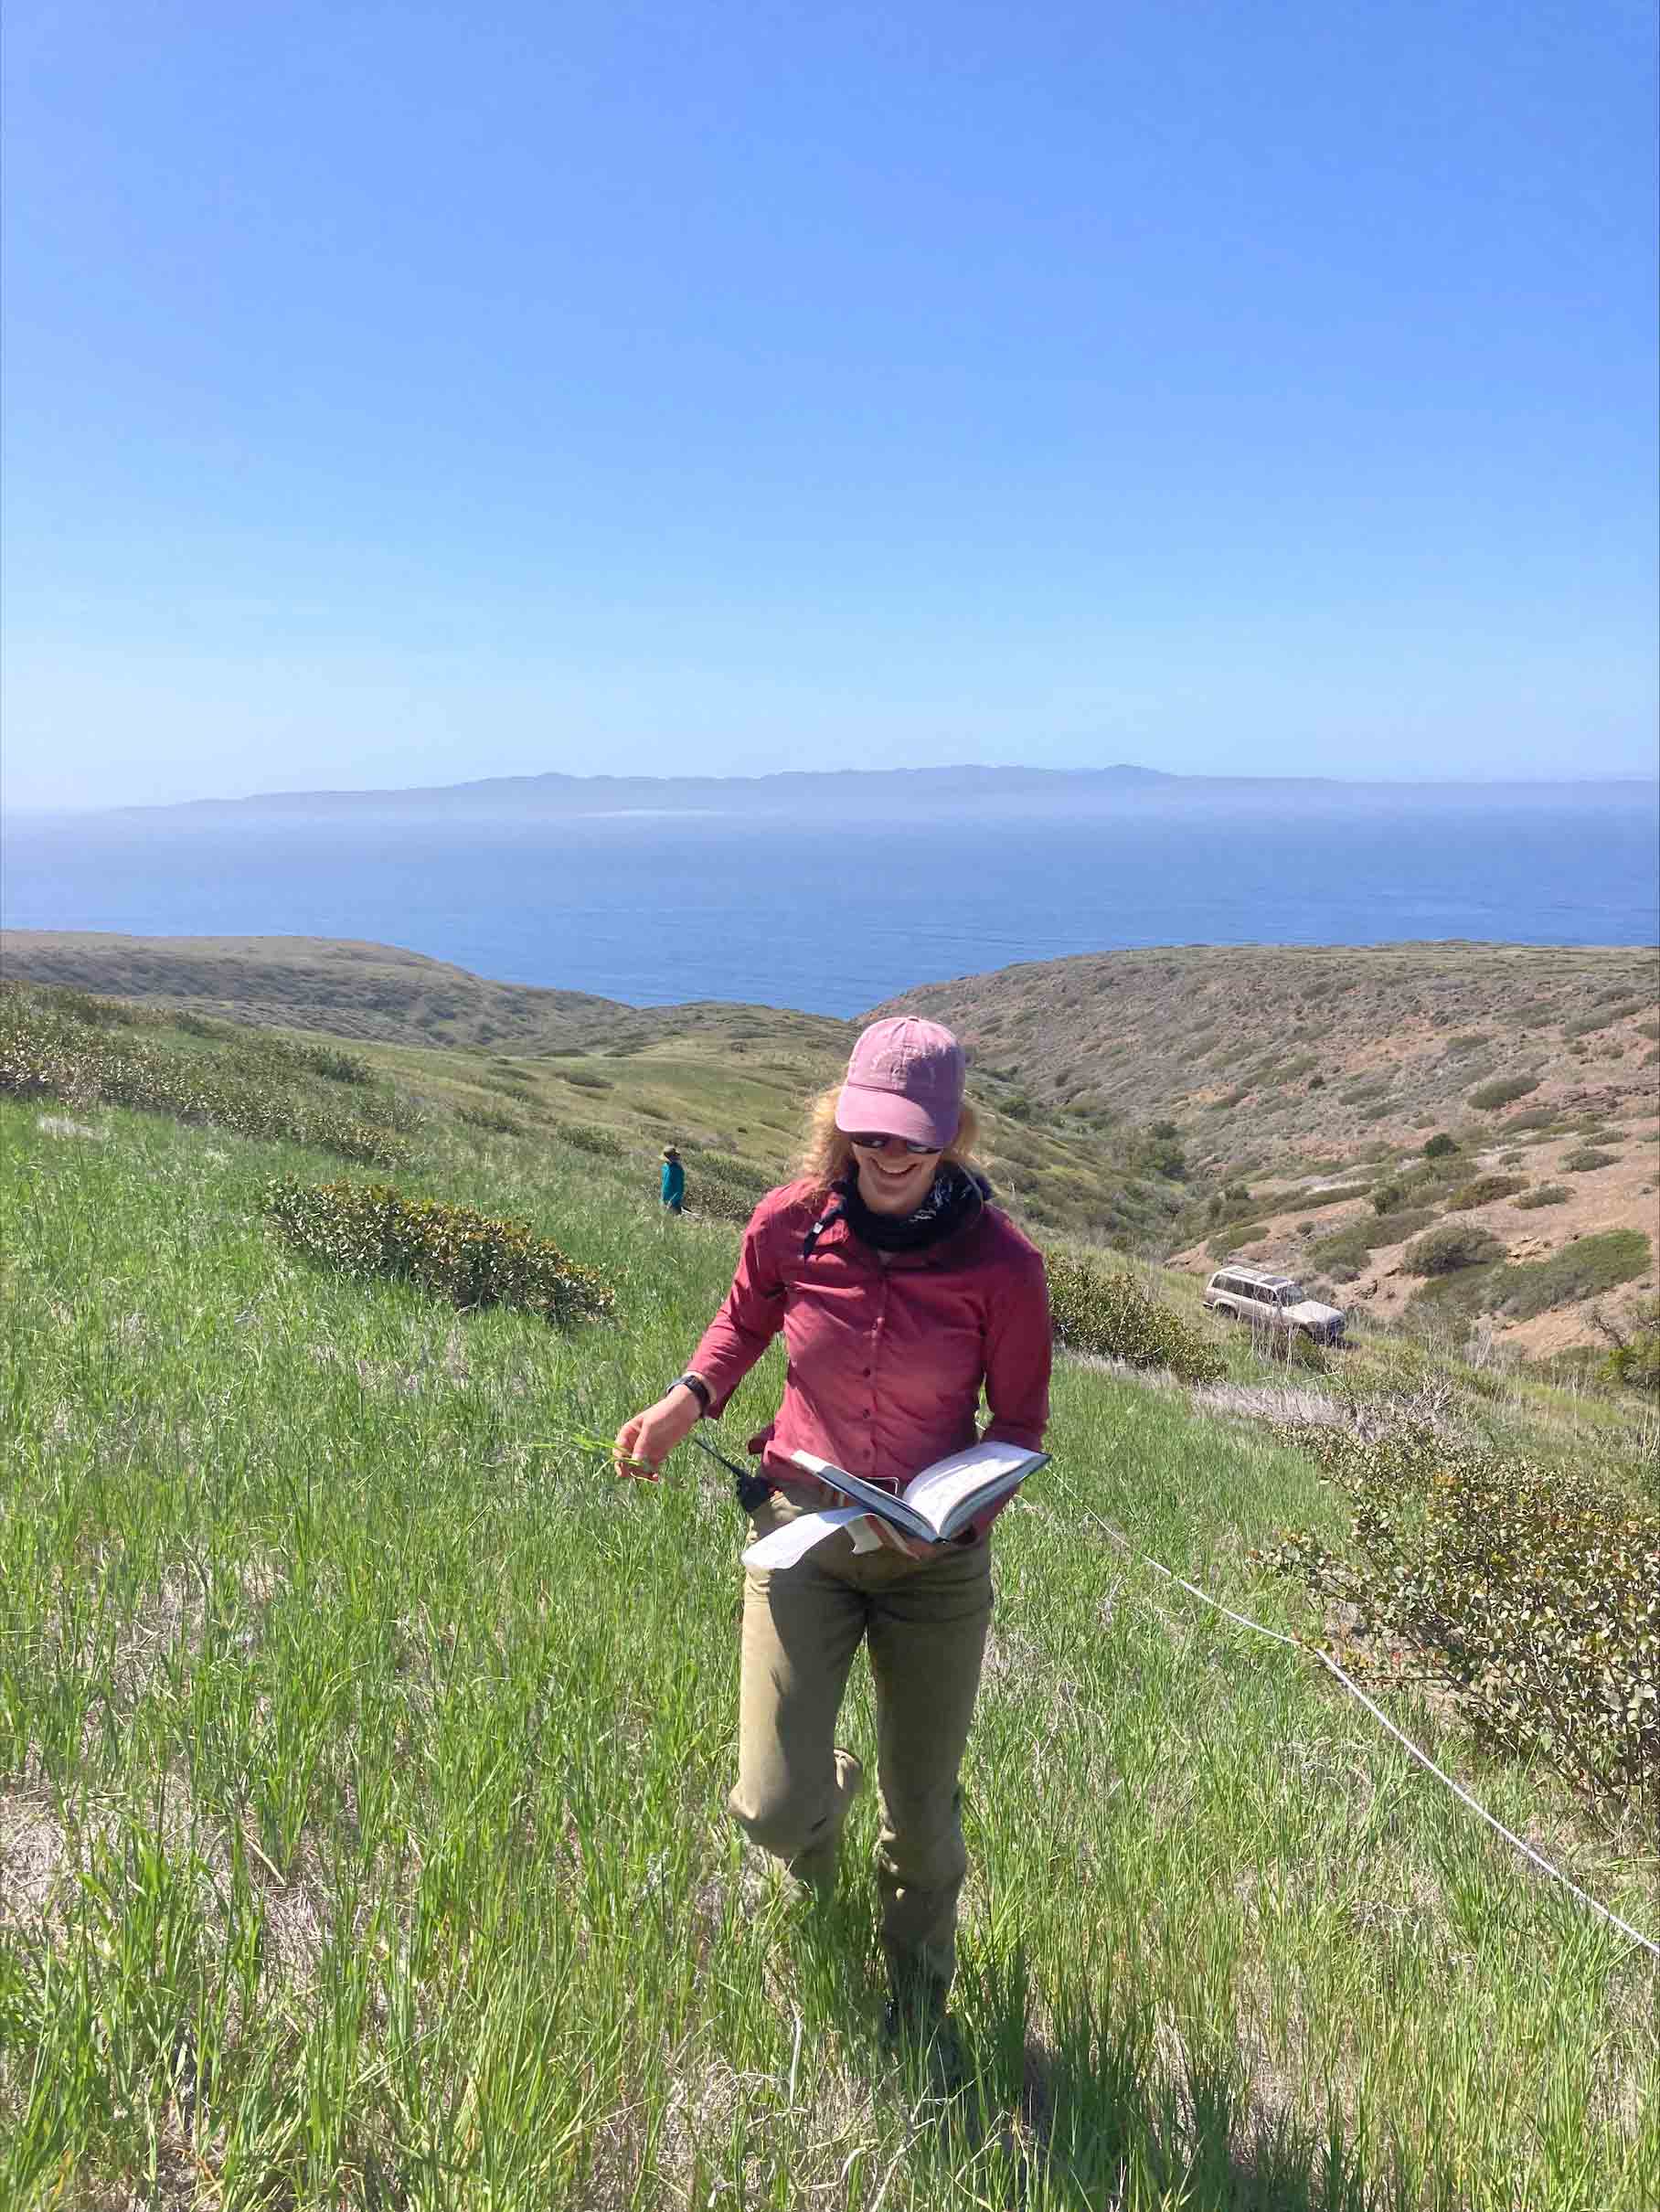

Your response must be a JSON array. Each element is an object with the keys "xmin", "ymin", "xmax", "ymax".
[{"xmin": 796, "ymin": 1085, "xmax": 982, "ymax": 1196}]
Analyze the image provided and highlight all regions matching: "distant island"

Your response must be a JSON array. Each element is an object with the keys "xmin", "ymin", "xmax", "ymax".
[
  {"xmin": 121, "ymin": 763, "xmax": 1176, "ymax": 819},
  {"xmin": 104, "ymin": 763, "xmax": 1655, "ymax": 823}
]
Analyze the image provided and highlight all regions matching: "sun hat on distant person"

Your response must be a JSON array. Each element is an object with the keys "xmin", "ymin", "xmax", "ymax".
[{"xmin": 834, "ymin": 1016, "xmax": 966, "ymax": 1151}]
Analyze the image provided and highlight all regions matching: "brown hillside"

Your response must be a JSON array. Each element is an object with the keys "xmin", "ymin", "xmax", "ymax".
[
  {"xmin": 871, "ymin": 942, "xmax": 1660, "ymax": 1357},
  {"xmin": 868, "ymin": 942, "xmax": 1658, "ymax": 1171}
]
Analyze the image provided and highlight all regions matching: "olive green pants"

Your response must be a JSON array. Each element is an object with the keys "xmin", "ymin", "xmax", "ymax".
[{"xmin": 728, "ymin": 1489, "xmax": 994, "ymax": 1993}]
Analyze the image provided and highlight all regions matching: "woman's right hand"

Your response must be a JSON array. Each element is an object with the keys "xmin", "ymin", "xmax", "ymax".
[{"xmin": 613, "ymin": 1386, "xmax": 704, "ymax": 1480}]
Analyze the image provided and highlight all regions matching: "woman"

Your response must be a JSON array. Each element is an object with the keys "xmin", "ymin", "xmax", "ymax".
[{"xmin": 614, "ymin": 1016, "xmax": 1051, "ymax": 2037}]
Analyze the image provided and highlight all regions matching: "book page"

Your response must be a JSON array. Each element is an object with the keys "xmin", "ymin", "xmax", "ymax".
[
  {"xmin": 741, "ymin": 1506, "xmax": 869, "ymax": 1571},
  {"xmin": 902, "ymin": 1442, "xmax": 1046, "ymax": 1537}
]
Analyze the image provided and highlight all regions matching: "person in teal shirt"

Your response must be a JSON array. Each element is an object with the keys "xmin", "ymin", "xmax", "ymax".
[{"xmin": 660, "ymin": 1146, "xmax": 686, "ymax": 1214}]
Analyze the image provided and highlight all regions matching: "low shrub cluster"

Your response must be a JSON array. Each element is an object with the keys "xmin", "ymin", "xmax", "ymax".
[
  {"xmin": 456, "ymin": 1102, "xmax": 527, "ymax": 1137},
  {"xmin": 1468, "ymin": 1075, "xmax": 1540, "ymax": 1111},
  {"xmin": 1407, "ymin": 1228, "xmax": 1653, "ymax": 1327},
  {"xmin": 1046, "ymin": 1253, "xmax": 1224, "ymax": 1383},
  {"xmin": 261, "ymin": 1178, "xmax": 615, "ymax": 1325},
  {"xmin": 1561, "ymin": 1147, "xmax": 1619, "ymax": 1173},
  {"xmin": 1444, "ymin": 1174, "xmax": 1526, "ymax": 1211},
  {"xmin": 1496, "ymin": 1229, "xmax": 1652, "ymax": 1321},
  {"xmin": 242, "ymin": 1032, "xmax": 374, "ymax": 1086},
  {"xmin": 1402, "ymin": 1223, "xmax": 1503, "ymax": 1276},
  {"xmin": 1371, "ymin": 1153, "xmax": 1468, "ymax": 1214},
  {"xmin": 1595, "ymin": 1300, "xmax": 1660, "ymax": 1398},
  {"xmin": 552, "ymin": 1120, "xmax": 629, "ymax": 1159},
  {"xmin": 0, "ymin": 984, "xmax": 410, "ymax": 1167},
  {"xmin": 1306, "ymin": 1223, "xmax": 1376, "ymax": 1281},
  {"xmin": 1514, "ymin": 1183, "xmax": 1570, "ymax": 1209},
  {"xmin": 684, "ymin": 1151, "xmax": 774, "ymax": 1225},
  {"xmin": 1310, "ymin": 1212, "xmax": 1435, "ymax": 1281},
  {"xmin": 1500, "ymin": 1107, "xmax": 1560, "ymax": 1134},
  {"xmin": 1565, "ymin": 1000, "xmax": 1646, "ymax": 1038},
  {"xmin": 1259, "ymin": 1422, "xmax": 1659, "ymax": 1820}
]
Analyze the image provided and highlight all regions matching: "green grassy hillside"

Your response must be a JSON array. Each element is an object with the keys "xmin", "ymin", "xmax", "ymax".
[
  {"xmin": 1, "ymin": 996, "xmax": 1655, "ymax": 2209},
  {"xmin": 5, "ymin": 933, "xmax": 1657, "ymax": 1355}
]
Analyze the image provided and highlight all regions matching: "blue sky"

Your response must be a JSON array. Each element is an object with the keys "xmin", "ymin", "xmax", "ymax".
[{"xmin": 4, "ymin": 0, "xmax": 1655, "ymax": 808}]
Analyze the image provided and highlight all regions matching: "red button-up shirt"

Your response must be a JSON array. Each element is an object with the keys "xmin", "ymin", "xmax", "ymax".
[{"xmin": 690, "ymin": 1179, "xmax": 1051, "ymax": 1529}]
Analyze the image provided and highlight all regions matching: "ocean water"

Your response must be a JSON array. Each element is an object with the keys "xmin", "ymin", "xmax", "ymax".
[{"xmin": 3, "ymin": 784, "xmax": 1655, "ymax": 1017}]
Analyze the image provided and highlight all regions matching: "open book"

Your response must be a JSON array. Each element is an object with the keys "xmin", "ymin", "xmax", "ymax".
[{"xmin": 741, "ymin": 1440, "xmax": 1048, "ymax": 1570}]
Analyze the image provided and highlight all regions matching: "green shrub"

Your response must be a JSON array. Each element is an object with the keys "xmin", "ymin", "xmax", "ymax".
[
  {"xmin": 685, "ymin": 1152, "xmax": 774, "ymax": 1225},
  {"xmin": 247, "ymin": 1033, "xmax": 375, "ymax": 1086},
  {"xmin": 1370, "ymin": 1181, "xmax": 1410, "ymax": 1215},
  {"xmin": 1500, "ymin": 1107, "xmax": 1559, "ymax": 1133},
  {"xmin": 0, "ymin": 984, "xmax": 410, "ymax": 1168},
  {"xmin": 1496, "ymin": 1230, "xmax": 1651, "ymax": 1321},
  {"xmin": 1421, "ymin": 1133, "xmax": 1459, "ymax": 1159},
  {"xmin": 1403, "ymin": 1223, "xmax": 1505, "ymax": 1277},
  {"xmin": 555, "ymin": 1069, "xmax": 613, "ymax": 1091},
  {"xmin": 1444, "ymin": 1174, "xmax": 1526, "ymax": 1211},
  {"xmin": 552, "ymin": 1121, "xmax": 628, "ymax": 1159},
  {"xmin": 1468, "ymin": 1075, "xmax": 1540, "ymax": 1111},
  {"xmin": 1307, "ymin": 1223, "xmax": 1377, "ymax": 1276},
  {"xmin": 456, "ymin": 1102, "xmax": 527, "ymax": 1137},
  {"xmin": 1361, "ymin": 1207, "xmax": 1436, "ymax": 1247},
  {"xmin": 1561, "ymin": 1148, "xmax": 1619, "ymax": 1172},
  {"xmin": 1598, "ymin": 1301, "xmax": 1660, "ymax": 1397},
  {"xmin": 1565, "ymin": 1001, "xmax": 1646, "ymax": 1038},
  {"xmin": 261, "ymin": 1178, "xmax": 615, "ymax": 1324},
  {"xmin": 1514, "ymin": 1184, "xmax": 1570, "ymax": 1209},
  {"xmin": 1260, "ymin": 1423, "xmax": 1659, "ymax": 1818},
  {"xmin": 36, "ymin": 985, "xmax": 149, "ymax": 1030},
  {"xmin": 1046, "ymin": 1254, "xmax": 1223, "ymax": 1383}
]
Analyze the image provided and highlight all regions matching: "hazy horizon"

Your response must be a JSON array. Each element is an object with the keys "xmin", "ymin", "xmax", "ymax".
[{"xmin": 5, "ymin": 760, "xmax": 1658, "ymax": 822}]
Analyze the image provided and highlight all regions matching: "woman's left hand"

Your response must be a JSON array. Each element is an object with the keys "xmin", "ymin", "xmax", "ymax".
[{"xmin": 869, "ymin": 1517, "xmax": 937, "ymax": 1561}]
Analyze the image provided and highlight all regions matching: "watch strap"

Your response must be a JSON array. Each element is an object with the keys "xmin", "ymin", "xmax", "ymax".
[{"xmin": 672, "ymin": 1372, "xmax": 711, "ymax": 1413}]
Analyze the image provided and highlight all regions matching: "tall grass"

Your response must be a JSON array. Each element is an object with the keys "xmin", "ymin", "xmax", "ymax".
[{"xmin": 1, "ymin": 1098, "xmax": 1655, "ymax": 2209}]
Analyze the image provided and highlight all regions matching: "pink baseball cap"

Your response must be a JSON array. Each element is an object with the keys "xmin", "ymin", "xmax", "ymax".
[{"xmin": 835, "ymin": 1016, "xmax": 966, "ymax": 1150}]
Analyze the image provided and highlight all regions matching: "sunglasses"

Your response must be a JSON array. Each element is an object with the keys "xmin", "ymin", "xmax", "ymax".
[{"xmin": 846, "ymin": 1133, "xmax": 942, "ymax": 1155}]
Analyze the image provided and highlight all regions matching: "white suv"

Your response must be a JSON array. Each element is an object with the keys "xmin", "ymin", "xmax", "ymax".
[{"xmin": 1204, "ymin": 1265, "xmax": 1346, "ymax": 1345}]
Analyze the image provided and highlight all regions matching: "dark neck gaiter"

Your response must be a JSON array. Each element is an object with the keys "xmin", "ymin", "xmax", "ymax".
[{"xmin": 834, "ymin": 1163, "xmax": 989, "ymax": 1252}]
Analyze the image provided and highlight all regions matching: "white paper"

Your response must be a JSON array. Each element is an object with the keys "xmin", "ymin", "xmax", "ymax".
[
  {"xmin": 901, "ymin": 1441, "xmax": 1044, "ymax": 1528},
  {"xmin": 741, "ymin": 1506, "xmax": 868, "ymax": 1570}
]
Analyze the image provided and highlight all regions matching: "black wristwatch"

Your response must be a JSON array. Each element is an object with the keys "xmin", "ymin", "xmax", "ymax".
[{"xmin": 671, "ymin": 1372, "xmax": 711, "ymax": 1414}]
